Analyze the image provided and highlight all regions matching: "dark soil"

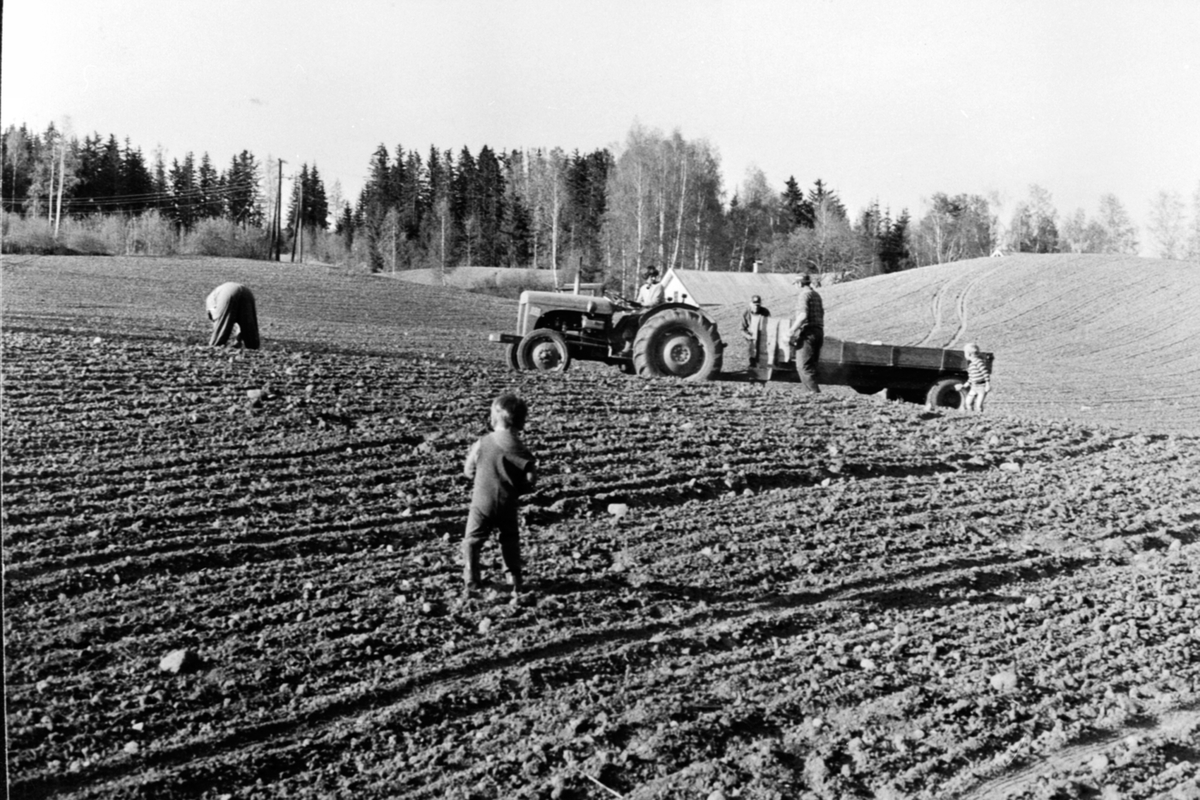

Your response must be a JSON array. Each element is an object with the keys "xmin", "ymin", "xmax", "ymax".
[{"xmin": 4, "ymin": 256, "xmax": 1199, "ymax": 799}]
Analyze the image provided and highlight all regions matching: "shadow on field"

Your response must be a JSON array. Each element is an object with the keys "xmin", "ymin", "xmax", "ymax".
[{"xmin": 746, "ymin": 550, "xmax": 1096, "ymax": 620}]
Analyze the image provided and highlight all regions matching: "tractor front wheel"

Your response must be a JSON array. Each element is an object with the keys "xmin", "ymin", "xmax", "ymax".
[
  {"xmin": 517, "ymin": 329, "xmax": 571, "ymax": 372},
  {"xmin": 632, "ymin": 308, "xmax": 723, "ymax": 381}
]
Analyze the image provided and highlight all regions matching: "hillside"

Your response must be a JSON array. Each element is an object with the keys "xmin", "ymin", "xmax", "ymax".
[
  {"xmin": 710, "ymin": 254, "xmax": 1200, "ymax": 434},
  {"xmin": 3, "ymin": 255, "xmax": 1199, "ymax": 800}
]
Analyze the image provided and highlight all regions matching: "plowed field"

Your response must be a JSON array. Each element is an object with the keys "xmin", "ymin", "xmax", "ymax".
[{"xmin": 4, "ymin": 255, "xmax": 1199, "ymax": 799}]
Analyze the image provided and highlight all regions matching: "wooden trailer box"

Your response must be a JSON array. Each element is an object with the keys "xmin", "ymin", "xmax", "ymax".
[{"xmin": 751, "ymin": 317, "xmax": 994, "ymax": 407}]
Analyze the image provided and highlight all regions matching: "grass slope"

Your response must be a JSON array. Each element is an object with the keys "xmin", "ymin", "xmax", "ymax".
[{"xmin": 709, "ymin": 254, "xmax": 1200, "ymax": 434}]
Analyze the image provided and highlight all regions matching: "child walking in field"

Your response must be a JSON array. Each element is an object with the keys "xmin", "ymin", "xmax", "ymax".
[
  {"xmin": 461, "ymin": 393, "xmax": 538, "ymax": 605},
  {"xmin": 961, "ymin": 343, "xmax": 992, "ymax": 413}
]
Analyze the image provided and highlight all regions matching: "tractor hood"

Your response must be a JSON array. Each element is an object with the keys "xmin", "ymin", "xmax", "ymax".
[{"xmin": 519, "ymin": 290, "xmax": 616, "ymax": 316}]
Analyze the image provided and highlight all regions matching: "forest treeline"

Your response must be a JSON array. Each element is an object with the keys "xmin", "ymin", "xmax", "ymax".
[{"xmin": 4, "ymin": 121, "xmax": 1199, "ymax": 283}]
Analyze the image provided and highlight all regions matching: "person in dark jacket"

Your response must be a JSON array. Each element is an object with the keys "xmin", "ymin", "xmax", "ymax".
[
  {"xmin": 740, "ymin": 295, "xmax": 771, "ymax": 367},
  {"xmin": 788, "ymin": 274, "xmax": 824, "ymax": 393},
  {"xmin": 205, "ymin": 282, "xmax": 260, "ymax": 349},
  {"xmin": 461, "ymin": 393, "xmax": 538, "ymax": 604}
]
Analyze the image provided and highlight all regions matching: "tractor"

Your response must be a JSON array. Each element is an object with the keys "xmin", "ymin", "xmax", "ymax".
[
  {"xmin": 489, "ymin": 290, "xmax": 992, "ymax": 410},
  {"xmin": 488, "ymin": 290, "xmax": 724, "ymax": 380}
]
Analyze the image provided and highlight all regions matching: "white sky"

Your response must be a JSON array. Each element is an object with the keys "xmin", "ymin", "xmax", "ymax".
[{"xmin": 3, "ymin": 0, "xmax": 1198, "ymax": 233}]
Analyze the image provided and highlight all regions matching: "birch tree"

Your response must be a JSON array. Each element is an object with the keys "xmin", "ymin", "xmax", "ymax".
[
  {"xmin": 603, "ymin": 123, "xmax": 726, "ymax": 288},
  {"xmin": 539, "ymin": 148, "xmax": 568, "ymax": 278},
  {"xmin": 1011, "ymin": 184, "xmax": 1059, "ymax": 253},
  {"xmin": 1147, "ymin": 190, "xmax": 1186, "ymax": 259},
  {"xmin": 913, "ymin": 193, "xmax": 993, "ymax": 265},
  {"xmin": 728, "ymin": 167, "xmax": 780, "ymax": 271},
  {"xmin": 687, "ymin": 140, "xmax": 724, "ymax": 270},
  {"xmin": 25, "ymin": 122, "xmax": 59, "ymax": 219},
  {"xmin": 1096, "ymin": 193, "xmax": 1138, "ymax": 255},
  {"xmin": 1059, "ymin": 208, "xmax": 1089, "ymax": 253},
  {"xmin": 603, "ymin": 123, "xmax": 657, "ymax": 290}
]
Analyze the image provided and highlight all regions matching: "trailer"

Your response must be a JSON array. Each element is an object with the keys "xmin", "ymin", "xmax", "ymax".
[{"xmin": 748, "ymin": 317, "xmax": 994, "ymax": 407}]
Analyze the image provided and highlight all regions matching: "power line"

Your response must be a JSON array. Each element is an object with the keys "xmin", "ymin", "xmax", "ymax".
[{"xmin": 59, "ymin": 179, "xmax": 261, "ymax": 208}]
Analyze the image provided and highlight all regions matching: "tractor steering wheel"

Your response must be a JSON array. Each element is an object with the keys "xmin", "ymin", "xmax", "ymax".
[{"xmin": 607, "ymin": 293, "xmax": 639, "ymax": 309}]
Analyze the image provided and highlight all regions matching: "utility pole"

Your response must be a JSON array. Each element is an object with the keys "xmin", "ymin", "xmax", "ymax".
[
  {"xmin": 297, "ymin": 177, "xmax": 304, "ymax": 263},
  {"xmin": 290, "ymin": 174, "xmax": 303, "ymax": 263},
  {"xmin": 273, "ymin": 158, "xmax": 285, "ymax": 260},
  {"xmin": 54, "ymin": 143, "xmax": 66, "ymax": 238},
  {"xmin": 47, "ymin": 142, "xmax": 56, "ymax": 226},
  {"xmin": 265, "ymin": 170, "xmax": 274, "ymax": 256}
]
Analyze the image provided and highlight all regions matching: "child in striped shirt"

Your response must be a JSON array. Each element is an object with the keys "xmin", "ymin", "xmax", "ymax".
[{"xmin": 961, "ymin": 343, "xmax": 991, "ymax": 413}]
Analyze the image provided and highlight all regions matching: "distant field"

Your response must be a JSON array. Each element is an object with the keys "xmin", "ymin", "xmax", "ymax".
[
  {"xmin": 4, "ymin": 254, "xmax": 1199, "ymax": 800},
  {"xmin": 6, "ymin": 253, "xmax": 1197, "ymax": 433},
  {"xmin": 383, "ymin": 265, "xmax": 567, "ymax": 294},
  {"xmin": 0, "ymin": 255, "xmax": 511, "ymax": 359}
]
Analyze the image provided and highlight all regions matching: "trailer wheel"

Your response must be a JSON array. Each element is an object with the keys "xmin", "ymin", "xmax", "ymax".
[
  {"xmin": 517, "ymin": 329, "xmax": 571, "ymax": 372},
  {"xmin": 926, "ymin": 378, "xmax": 964, "ymax": 409},
  {"xmin": 505, "ymin": 342, "xmax": 521, "ymax": 371},
  {"xmin": 633, "ymin": 308, "xmax": 723, "ymax": 381},
  {"xmin": 851, "ymin": 385, "xmax": 883, "ymax": 395}
]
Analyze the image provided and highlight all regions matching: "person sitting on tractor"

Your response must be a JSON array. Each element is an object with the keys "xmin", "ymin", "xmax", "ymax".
[
  {"xmin": 615, "ymin": 267, "xmax": 665, "ymax": 357},
  {"xmin": 636, "ymin": 267, "xmax": 665, "ymax": 308}
]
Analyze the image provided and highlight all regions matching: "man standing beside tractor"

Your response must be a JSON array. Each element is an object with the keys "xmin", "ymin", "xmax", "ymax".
[
  {"xmin": 788, "ymin": 273, "xmax": 824, "ymax": 393},
  {"xmin": 741, "ymin": 294, "xmax": 770, "ymax": 368}
]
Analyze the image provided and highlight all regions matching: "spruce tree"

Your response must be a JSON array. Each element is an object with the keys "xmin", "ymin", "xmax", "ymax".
[
  {"xmin": 223, "ymin": 150, "xmax": 260, "ymax": 226},
  {"xmin": 198, "ymin": 152, "xmax": 221, "ymax": 219},
  {"xmin": 306, "ymin": 164, "xmax": 329, "ymax": 230},
  {"xmin": 122, "ymin": 140, "xmax": 155, "ymax": 214},
  {"xmin": 782, "ymin": 176, "xmax": 814, "ymax": 229},
  {"xmin": 169, "ymin": 153, "xmax": 197, "ymax": 230}
]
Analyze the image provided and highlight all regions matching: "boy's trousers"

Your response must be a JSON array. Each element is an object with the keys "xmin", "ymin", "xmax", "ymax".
[{"xmin": 462, "ymin": 506, "xmax": 522, "ymax": 588}]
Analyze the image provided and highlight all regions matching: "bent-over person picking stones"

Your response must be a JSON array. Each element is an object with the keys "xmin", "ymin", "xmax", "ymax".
[{"xmin": 206, "ymin": 282, "xmax": 260, "ymax": 349}]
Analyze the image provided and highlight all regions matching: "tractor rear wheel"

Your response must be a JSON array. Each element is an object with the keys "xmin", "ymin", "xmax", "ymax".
[
  {"xmin": 926, "ymin": 378, "xmax": 964, "ymax": 409},
  {"xmin": 851, "ymin": 385, "xmax": 883, "ymax": 395},
  {"xmin": 632, "ymin": 308, "xmax": 723, "ymax": 381},
  {"xmin": 517, "ymin": 329, "xmax": 571, "ymax": 372}
]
